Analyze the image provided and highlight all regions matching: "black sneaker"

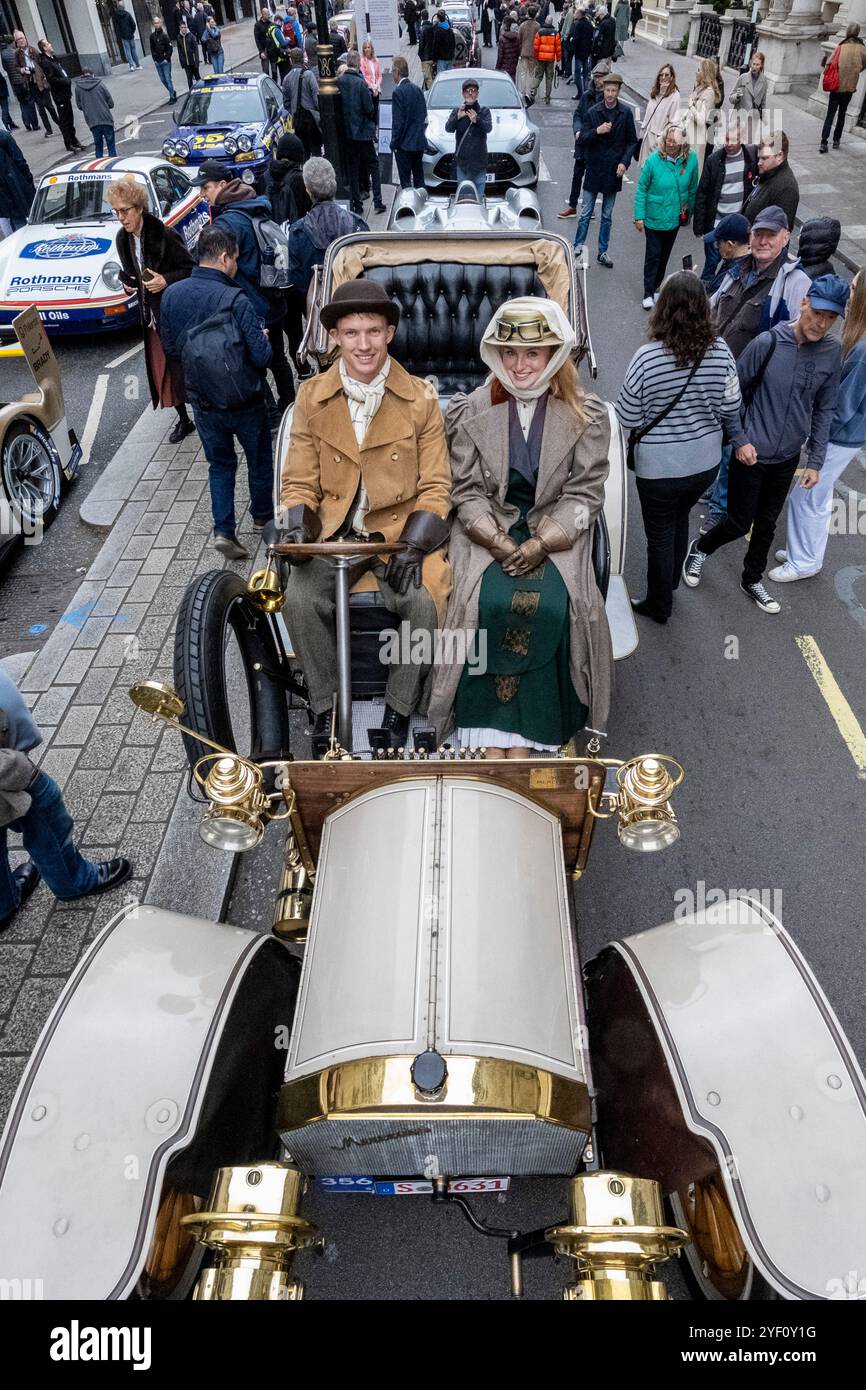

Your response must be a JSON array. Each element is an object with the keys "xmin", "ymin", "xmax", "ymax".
[
  {"xmin": 630, "ymin": 596, "xmax": 668, "ymax": 625},
  {"xmin": 168, "ymin": 417, "xmax": 195, "ymax": 444},
  {"xmin": 682, "ymin": 539, "xmax": 706, "ymax": 587},
  {"xmin": 819, "ymin": 142, "xmax": 828, "ymax": 153},
  {"xmin": 597, "ymin": 252, "xmax": 614, "ymax": 268},
  {"xmin": 740, "ymin": 580, "xmax": 780, "ymax": 614},
  {"xmin": 0, "ymin": 862, "xmax": 41, "ymax": 931}
]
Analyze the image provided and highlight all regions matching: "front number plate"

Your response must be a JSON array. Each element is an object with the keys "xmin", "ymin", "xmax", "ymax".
[{"xmin": 317, "ymin": 1176, "xmax": 511, "ymax": 1196}]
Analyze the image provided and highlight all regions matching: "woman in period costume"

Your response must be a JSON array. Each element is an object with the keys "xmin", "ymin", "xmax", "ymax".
[{"xmin": 428, "ymin": 298, "xmax": 613, "ymax": 757}]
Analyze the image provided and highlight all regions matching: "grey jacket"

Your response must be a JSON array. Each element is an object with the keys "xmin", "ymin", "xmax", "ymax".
[
  {"xmin": 729, "ymin": 322, "xmax": 842, "ymax": 470},
  {"xmin": 75, "ymin": 75, "xmax": 115, "ymax": 129}
]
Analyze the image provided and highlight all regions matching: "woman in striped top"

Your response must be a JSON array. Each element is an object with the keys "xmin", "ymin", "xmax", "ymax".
[{"xmin": 616, "ymin": 272, "xmax": 741, "ymax": 623}]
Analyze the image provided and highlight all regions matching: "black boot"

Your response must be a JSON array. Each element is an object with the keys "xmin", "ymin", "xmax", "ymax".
[
  {"xmin": 382, "ymin": 704, "xmax": 409, "ymax": 748},
  {"xmin": 169, "ymin": 410, "xmax": 195, "ymax": 443},
  {"xmin": 0, "ymin": 861, "xmax": 40, "ymax": 931},
  {"xmin": 310, "ymin": 708, "xmax": 333, "ymax": 760}
]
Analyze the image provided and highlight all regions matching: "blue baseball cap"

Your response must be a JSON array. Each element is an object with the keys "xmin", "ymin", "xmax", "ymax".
[
  {"xmin": 751, "ymin": 205, "xmax": 789, "ymax": 233},
  {"xmin": 806, "ymin": 273, "xmax": 850, "ymax": 315},
  {"xmin": 714, "ymin": 213, "xmax": 750, "ymax": 245}
]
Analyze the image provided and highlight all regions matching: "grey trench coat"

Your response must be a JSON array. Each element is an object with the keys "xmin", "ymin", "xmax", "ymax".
[{"xmin": 427, "ymin": 385, "xmax": 614, "ymax": 740}]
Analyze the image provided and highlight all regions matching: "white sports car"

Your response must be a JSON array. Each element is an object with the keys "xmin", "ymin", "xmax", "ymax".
[
  {"xmin": 422, "ymin": 69, "xmax": 540, "ymax": 190},
  {"xmin": 0, "ymin": 155, "xmax": 209, "ymax": 337}
]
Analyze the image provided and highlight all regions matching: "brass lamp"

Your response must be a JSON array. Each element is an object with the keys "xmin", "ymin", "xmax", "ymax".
[
  {"xmin": 616, "ymin": 755, "xmax": 682, "ymax": 853},
  {"xmin": 196, "ymin": 754, "xmax": 269, "ymax": 852}
]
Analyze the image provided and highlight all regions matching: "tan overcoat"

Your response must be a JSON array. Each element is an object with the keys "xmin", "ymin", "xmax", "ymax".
[
  {"xmin": 279, "ymin": 358, "xmax": 452, "ymax": 619},
  {"xmin": 427, "ymin": 386, "xmax": 614, "ymax": 740}
]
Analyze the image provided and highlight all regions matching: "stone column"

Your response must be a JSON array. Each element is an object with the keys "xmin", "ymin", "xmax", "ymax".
[
  {"xmin": 687, "ymin": 4, "xmax": 713, "ymax": 57},
  {"xmin": 664, "ymin": 0, "xmax": 696, "ymax": 50},
  {"xmin": 763, "ymin": 0, "xmax": 793, "ymax": 24},
  {"xmin": 718, "ymin": 12, "xmax": 735, "ymax": 64},
  {"xmin": 780, "ymin": 0, "xmax": 825, "ymax": 27}
]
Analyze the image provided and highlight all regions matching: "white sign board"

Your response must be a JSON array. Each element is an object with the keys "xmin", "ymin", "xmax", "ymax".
[
  {"xmin": 355, "ymin": 0, "xmax": 401, "ymax": 60},
  {"xmin": 378, "ymin": 101, "xmax": 392, "ymax": 155}
]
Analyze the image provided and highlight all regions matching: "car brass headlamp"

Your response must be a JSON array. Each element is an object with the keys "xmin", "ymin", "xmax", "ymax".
[
  {"xmin": 195, "ymin": 754, "xmax": 269, "ymax": 852},
  {"xmin": 586, "ymin": 753, "xmax": 683, "ymax": 853}
]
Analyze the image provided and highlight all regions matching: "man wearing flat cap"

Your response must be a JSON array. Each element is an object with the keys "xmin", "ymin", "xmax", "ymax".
[{"xmin": 279, "ymin": 279, "xmax": 451, "ymax": 747}]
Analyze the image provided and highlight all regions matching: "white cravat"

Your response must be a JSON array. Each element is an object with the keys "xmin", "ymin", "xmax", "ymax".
[
  {"xmin": 339, "ymin": 357, "xmax": 392, "ymax": 535},
  {"xmin": 516, "ymin": 397, "xmax": 537, "ymax": 440}
]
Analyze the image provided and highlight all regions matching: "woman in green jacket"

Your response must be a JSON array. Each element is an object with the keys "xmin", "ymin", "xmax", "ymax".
[{"xmin": 633, "ymin": 124, "xmax": 698, "ymax": 309}]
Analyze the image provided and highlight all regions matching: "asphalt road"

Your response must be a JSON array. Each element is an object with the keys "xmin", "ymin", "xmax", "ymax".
[{"xmin": 3, "ymin": 68, "xmax": 865, "ymax": 1301}]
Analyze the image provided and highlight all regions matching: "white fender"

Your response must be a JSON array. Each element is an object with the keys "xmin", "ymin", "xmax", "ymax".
[
  {"xmin": 0, "ymin": 904, "xmax": 298, "ymax": 1300},
  {"xmin": 589, "ymin": 898, "xmax": 866, "ymax": 1299}
]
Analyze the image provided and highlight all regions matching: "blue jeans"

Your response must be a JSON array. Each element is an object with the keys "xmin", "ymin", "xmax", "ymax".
[
  {"xmin": 707, "ymin": 444, "xmax": 731, "ymax": 523},
  {"xmin": 454, "ymin": 166, "xmax": 486, "ymax": 198},
  {"xmin": 194, "ymin": 402, "xmax": 275, "ymax": 538},
  {"xmin": 438, "ymin": 59, "xmax": 453, "ymax": 71},
  {"xmin": 92, "ymin": 123, "xmax": 117, "ymax": 156},
  {"xmin": 154, "ymin": 59, "xmax": 176, "ymax": 97},
  {"xmin": 211, "ymin": 51, "xmax": 225, "ymax": 73},
  {"xmin": 573, "ymin": 188, "xmax": 617, "ymax": 257},
  {"xmin": 0, "ymin": 771, "xmax": 98, "ymax": 917},
  {"xmin": 122, "ymin": 37, "xmax": 141, "ymax": 67}
]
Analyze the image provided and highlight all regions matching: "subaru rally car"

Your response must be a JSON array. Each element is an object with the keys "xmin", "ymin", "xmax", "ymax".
[
  {"xmin": 0, "ymin": 156, "xmax": 209, "ymax": 337},
  {"xmin": 163, "ymin": 72, "xmax": 290, "ymax": 188}
]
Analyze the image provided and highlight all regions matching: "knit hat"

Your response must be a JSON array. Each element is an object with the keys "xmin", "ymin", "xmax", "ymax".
[{"xmin": 276, "ymin": 132, "xmax": 305, "ymax": 163}]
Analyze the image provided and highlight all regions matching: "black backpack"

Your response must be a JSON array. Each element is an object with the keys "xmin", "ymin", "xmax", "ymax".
[{"xmin": 181, "ymin": 291, "xmax": 263, "ymax": 411}]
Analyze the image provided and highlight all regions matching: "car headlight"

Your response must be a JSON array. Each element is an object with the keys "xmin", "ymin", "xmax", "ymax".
[
  {"xmin": 102, "ymin": 260, "xmax": 123, "ymax": 292},
  {"xmin": 241, "ymin": 169, "xmax": 256, "ymax": 185},
  {"xmin": 162, "ymin": 139, "xmax": 176, "ymax": 157},
  {"xmin": 425, "ymin": 140, "xmax": 439, "ymax": 155},
  {"xmin": 237, "ymin": 133, "xmax": 253, "ymax": 153},
  {"xmin": 515, "ymin": 133, "xmax": 537, "ymax": 155},
  {"xmin": 174, "ymin": 140, "xmax": 190, "ymax": 159},
  {"xmin": 224, "ymin": 135, "xmax": 238, "ymax": 155}
]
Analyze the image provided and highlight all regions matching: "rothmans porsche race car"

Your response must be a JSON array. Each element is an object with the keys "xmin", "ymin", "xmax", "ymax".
[
  {"xmin": 162, "ymin": 72, "xmax": 291, "ymax": 189},
  {"xmin": 0, "ymin": 156, "xmax": 209, "ymax": 336}
]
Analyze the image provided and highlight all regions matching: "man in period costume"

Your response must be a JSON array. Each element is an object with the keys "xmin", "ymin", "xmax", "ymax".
[{"xmin": 279, "ymin": 279, "xmax": 452, "ymax": 749}]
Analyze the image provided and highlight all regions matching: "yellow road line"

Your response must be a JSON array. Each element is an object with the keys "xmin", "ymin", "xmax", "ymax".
[{"xmin": 796, "ymin": 635, "xmax": 866, "ymax": 779}]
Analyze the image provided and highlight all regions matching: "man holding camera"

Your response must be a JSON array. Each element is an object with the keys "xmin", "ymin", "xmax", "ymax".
[{"xmin": 445, "ymin": 77, "xmax": 493, "ymax": 199}]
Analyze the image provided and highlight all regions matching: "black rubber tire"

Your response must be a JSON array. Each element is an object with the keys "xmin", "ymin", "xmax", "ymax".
[
  {"xmin": 174, "ymin": 569, "xmax": 291, "ymax": 772},
  {"xmin": 592, "ymin": 511, "xmax": 611, "ymax": 601},
  {"xmin": 0, "ymin": 418, "xmax": 62, "ymax": 534}
]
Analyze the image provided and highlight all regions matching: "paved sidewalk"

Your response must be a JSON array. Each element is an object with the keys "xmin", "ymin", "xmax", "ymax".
[
  {"xmin": 8, "ymin": 19, "xmax": 260, "ymax": 185},
  {"xmin": 615, "ymin": 36, "xmax": 866, "ymax": 268},
  {"xmin": 0, "ymin": 416, "xmax": 264, "ymax": 1126}
]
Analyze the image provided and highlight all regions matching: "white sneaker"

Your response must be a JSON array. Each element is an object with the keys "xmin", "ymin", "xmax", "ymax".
[
  {"xmin": 775, "ymin": 548, "xmax": 787, "ymax": 563},
  {"xmin": 642, "ymin": 296, "xmax": 653, "ymax": 310},
  {"xmin": 682, "ymin": 539, "xmax": 706, "ymax": 587},
  {"xmin": 741, "ymin": 580, "xmax": 780, "ymax": 613},
  {"xmin": 768, "ymin": 561, "xmax": 820, "ymax": 583},
  {"xmin": 653, "ymin": 292, "xmax": 660, "ymax": 304}
]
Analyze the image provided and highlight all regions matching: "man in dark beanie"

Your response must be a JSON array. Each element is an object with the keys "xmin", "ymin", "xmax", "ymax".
[{"xmin": 279, "ymin": 278, "xmax": 451, "ymax": 750}]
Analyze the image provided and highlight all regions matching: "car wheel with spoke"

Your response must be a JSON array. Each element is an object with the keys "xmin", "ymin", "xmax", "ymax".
[
  {"xmin": 669, "ymin": 1173, "xmax": 780, "ymax": 1300},
  {"xmin": 0, "ymin": 419, "xmax": 62, "ymax": 534}
]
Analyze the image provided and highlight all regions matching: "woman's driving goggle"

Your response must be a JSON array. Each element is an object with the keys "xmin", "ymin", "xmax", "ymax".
[{"xmin": 495, "ymin": 317, "xmax": 552, "ymax": 343}]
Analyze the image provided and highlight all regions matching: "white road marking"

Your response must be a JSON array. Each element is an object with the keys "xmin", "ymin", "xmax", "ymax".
[
  {"xmin": 538, "ymin": 154, "xmax": 552, "ymax": 182},
  {"xmin": 104, "ymin": 341, "xmax": 144, "ymax": 369},
  {"xmin": 78, "ymin": 373, "xmax": 110, "ymax": 467}
]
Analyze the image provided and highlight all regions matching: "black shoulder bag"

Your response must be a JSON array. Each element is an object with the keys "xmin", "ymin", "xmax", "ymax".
[{"xmin": 626, "ymin": 358, "xmax": 701, "ymax": 471}]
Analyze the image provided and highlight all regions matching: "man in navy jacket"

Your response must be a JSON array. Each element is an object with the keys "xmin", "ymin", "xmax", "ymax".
[
  {"xmin": 390, "ymin": 55, "xmax": 427, "ymax": 189},
  {"xmin": 573, "ymin": 70, "xmax": 637, "ymax": 267},
  {"xmin": 338, "ymin": 52, "xmax": 386, "ymax": 214},
  {"xmin": 161, "ymin": 224, "xmax": 275, "ymax": 562}
]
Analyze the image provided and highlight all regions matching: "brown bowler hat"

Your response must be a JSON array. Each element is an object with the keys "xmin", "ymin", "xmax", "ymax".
[{"xmin": 320, "ymin": 278, "xmax": 401, "ymax": 330}]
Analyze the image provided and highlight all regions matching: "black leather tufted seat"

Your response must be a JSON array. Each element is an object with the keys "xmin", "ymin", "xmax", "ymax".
[{"xmin": 365, "ymin": 261, "xmax": 543, "ymax": 397}]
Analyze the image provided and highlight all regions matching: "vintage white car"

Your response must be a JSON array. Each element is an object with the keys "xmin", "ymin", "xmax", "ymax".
[
  {"xmin": 1, "ymin": 233, "xmax": 864, "ymax": 1307},
  {"xmin": 0, "ymin": 155, "xmax": 209, "ymax": 337}
]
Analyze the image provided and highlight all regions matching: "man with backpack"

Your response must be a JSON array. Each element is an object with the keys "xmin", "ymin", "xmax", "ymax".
[
  {"xmin": 195, "ymin": 160, "xmax": 297, "ymax": 424},
  {"xmin": 161, "ymin": 223, "xmax": 275, "ymax": 562},
  {"xmin": 283, "ymin": 47, "xmax": 322, "ymax": 158},
  {"xmin": 682, "ymin": 275, "xmax": 845, "ymax": 614},
  {"xmin": 268, "ymin": 11, "xmax": 294, "ymax": 83}
]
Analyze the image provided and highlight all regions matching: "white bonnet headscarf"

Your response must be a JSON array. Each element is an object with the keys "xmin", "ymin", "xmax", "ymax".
[{"xmin": 480, "ymin": 297, "xmax": 576, "ymax": 402}]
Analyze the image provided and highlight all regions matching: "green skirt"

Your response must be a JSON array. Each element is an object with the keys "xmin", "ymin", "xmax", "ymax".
[{"xmin": 455, "ymin": 478, "xmax": 588, "ymax": 746}]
